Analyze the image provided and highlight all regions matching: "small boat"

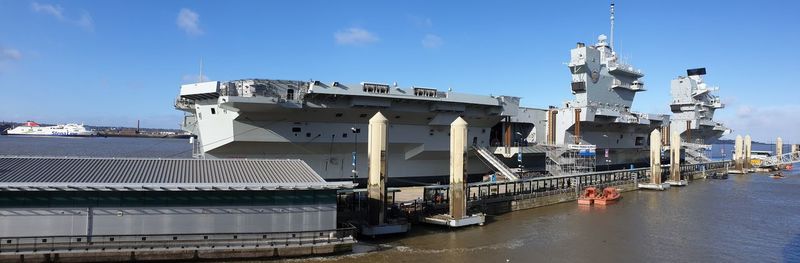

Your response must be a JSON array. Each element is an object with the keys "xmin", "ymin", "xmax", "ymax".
[
  {"xmin": 785, "ymin": 164, "xmax": 793, "ymax": 171},
  {"xmin": 771, "ymin": 172, "xmax": 784, "ymax": 179},
  {"xmin": 593, "ymin": 187, "xmax": 621, "ymax": 205},
  {"xmin": 709, "ymin": 172, "xmax": 728, "ymax": 179},
  {"xmin": 578, "ymin": 187, "xmax": 597, "ymax": 205}
]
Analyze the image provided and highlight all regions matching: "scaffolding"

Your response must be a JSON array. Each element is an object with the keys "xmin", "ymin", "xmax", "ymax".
[{"xmin": 546, "ymin": 144, "xmax": 597, "ymax": 176}]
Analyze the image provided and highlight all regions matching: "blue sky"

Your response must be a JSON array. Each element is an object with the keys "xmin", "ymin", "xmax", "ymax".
[{"xmin": 1, "ymin": 0, "xmax": 798, "ymax": 143}]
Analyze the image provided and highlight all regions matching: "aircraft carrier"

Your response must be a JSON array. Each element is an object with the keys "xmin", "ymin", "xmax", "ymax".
[{"xmin": 174, "ymin": 4, "xmax": 729, "ymax": 185}]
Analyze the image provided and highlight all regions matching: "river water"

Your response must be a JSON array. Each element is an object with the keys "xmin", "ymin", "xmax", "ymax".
[
  {"xmin": 1, "ymin": 136, "xmax": 797, "ymax": 262},
  {"xmin": 0, "ymin": 135, "xmax": 192, "ymax": 158},
  {"xmin": 293, "ymin": 170, "xmax": 799, "ymax": 263}
]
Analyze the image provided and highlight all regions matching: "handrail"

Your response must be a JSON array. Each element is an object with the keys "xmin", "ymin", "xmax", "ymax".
[{"xmin": 0, "ymin": 227, "xmax": 357, "ymax": 254}]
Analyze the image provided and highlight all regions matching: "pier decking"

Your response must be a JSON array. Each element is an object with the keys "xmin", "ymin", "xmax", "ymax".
[{"xmin": 415, "ymin": 161, "xmax": 730, "ymax": 215}]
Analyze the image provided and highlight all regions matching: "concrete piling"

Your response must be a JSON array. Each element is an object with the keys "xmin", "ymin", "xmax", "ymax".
[
  {"xmin": 360, "ymin": 112, "xmax": 410, "ymax": 236},
  {"xmin": 421, "ymin": 117, "xmax": 485, "ymax": 227},
  {"xmin": 670, "ymin": 131, "xmax": 680, "ymax": 182},
  {"xmin": 792, "ymin": 144, "xmax": 798, "ymax": 154},
  {"xmin": 734, "ymin": 135, "xmax": 743, "ymax": 172},
  {"xmin": 667, "ymin": 131, "xmax": 687, "ymax": 186},
  {"xmin": 367, "ymin": 112, "xmax": 388, "ymax": 226},
  {"xmin": 651, "ymin": 129, "xmax": 662, "ymax": 185},
  {"xmin": 776, "ymin": 137, "xmax": 783, "ymax": 162},
  {"xmin": 449, "ymin": 117, "xmax": 468, "ymax": 220},
  {"xmin": 744, "ymin": 135, "xmax": 752, "ymax": 170},
  {"xmin": 639, "ymin": 129, "xmax": 669, "ymax": 190}
]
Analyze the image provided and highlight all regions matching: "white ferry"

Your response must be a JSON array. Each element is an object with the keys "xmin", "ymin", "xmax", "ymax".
[{"xmin": 5, "ymin": 121, "xmax": 97, "ymax": 137}]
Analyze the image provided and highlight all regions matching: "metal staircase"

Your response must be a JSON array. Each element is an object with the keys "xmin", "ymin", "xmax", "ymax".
[
  {"xmin": 683, "ymin": 143, "xmax": 712, "ymax": 164},
  {"xmin": 545, "ymin": 146, "xmax": 570, "ymax": 176},
  {"xmin": 472, "ymin": 146, "xmax": 519, "ymax": 181},
  {"xmin": 545, "ymin": 144, "xmax": 596, "ymax": 176}
]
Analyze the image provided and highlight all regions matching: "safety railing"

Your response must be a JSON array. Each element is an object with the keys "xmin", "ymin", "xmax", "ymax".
[
  {"xmin": 422, "ymin": 161, "xmax": 732, "ymax": 207},
  {"xmin": 0, "ymin": 227, "xmax": 356, "ymax": 255}
]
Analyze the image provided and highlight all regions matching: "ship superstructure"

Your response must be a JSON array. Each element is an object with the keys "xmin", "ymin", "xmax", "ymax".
[
  {"xmin": 668, "ymin": 68, "xmax": 730, "ymax": 163},
  {"xmin": 496, "ymin": 3, "xmax": 672, "ymax": 174},
  {"xmin": 668, "ymin": 68, "xmax": 729, "ymax": 143},
  {"xmin": 542, "ymin": 34, "xmax": 669, "ymax": 170}
]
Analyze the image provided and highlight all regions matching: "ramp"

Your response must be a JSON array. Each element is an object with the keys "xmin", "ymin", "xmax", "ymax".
[
  {"xmin": 472, "ymin": 146, "xmax": 519, "ymax": 181},
  {"xmin": 684, "ymin": 143, "xmax": 712, "ymax": 164},
  {"xmin": 757, "ymin": 151, "xmax": 800, "ymax": 168}
]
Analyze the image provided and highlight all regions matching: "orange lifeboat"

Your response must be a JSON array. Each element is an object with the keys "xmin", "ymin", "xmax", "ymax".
[
  {"xmin": 593, "ymin": 188, "xmax": 621, "ymax": 205},
  {"xmin": 578, "ymin": 187, "xmax": 597, "ymax": 205},
  {"xmin": 785, "ymin": 164, "xmax": 793, "ymax": 171}
]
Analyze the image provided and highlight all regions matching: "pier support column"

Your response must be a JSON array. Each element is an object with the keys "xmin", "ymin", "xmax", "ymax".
[
  {"xmin": 651, "ymin": 130, "xmax": 662, "ymax": 185},
  {"xmin": 449, "ymin": 117, "xmax": 468, "ymax": 220},
  {"xmin": 734, "ymin": 135, "xmax": 744, "ymax": 173},
  {"xmin": 776, "ymin": 137, "xmax": 783, "ymax": 165},
  {"xmin": 421, "ymin": 117, "xmax": 485, "ymax": 227},
  {"xmin": 792, "ymin": 144, "xmax": 798, "ymax": 154},
  {"xmin": 744, "ymin": 135, "xmax": 752, "ymax": 171},
  {"xmin": 667, "ymin": 132, "xmax": 686, "ymax": 186},
  {"xmin": 639, "ymin": 129, "xmax": 669, "ymax": 190},
  {"xmin": 367, "ymin": 112, "xmax": 388, "ymax": 226}
]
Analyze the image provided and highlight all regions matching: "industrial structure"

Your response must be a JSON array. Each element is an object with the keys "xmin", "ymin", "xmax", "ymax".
[{"xmin": 0, "ymin": 156, "xmax": 355, "ymax": 259}]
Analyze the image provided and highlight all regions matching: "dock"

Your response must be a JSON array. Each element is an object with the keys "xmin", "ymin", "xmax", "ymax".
[{"xmin": 1, "ymin": 126, "xmax": 796, "ymax": 262}]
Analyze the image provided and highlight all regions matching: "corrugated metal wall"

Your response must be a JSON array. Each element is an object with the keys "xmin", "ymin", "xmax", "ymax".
[{"xmin": 0, "ymin": 204, "xmax": 336, "ymax": 237}]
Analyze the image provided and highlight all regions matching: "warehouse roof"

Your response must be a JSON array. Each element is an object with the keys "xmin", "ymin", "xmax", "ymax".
[{"xmin": 0, "ymin": 156, "xmax": 355, "ymax": 192}]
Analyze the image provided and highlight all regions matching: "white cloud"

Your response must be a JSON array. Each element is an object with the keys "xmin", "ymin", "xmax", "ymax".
[
  {"xmin": 76, "ymin": 11, "xmax": 94, "ymax": 31},
  {"xmin": 1, "ymin": 48, "xmax": 22, "ymax": 61},
  {"xmin": 722, "ymin": 104, "xmax": 800, "ymax": 143},
  {"xmin": 421, "ymin": 34, "xmax": 444, "ymax": 48},
  {"xmin": 334, "ymin": 27, "xmax": 379, "ymax": 46},
  {"xmin": 32, "ymin": 2, "xmax": 64, "ymax": 19},
  {"xmin": 177, "ymin": 8, "xmax": 203, "ymax": 36},
  {"xmin": 31, "ymin": 2, "xmax": 93, "ymax": 31},
  {"xmin": 409, "ymin": 15, "xmax": 433, "ymax": 28},
  {"xmin": 181, "ymin": 74, "xmax": 209, "ymax": 84}
]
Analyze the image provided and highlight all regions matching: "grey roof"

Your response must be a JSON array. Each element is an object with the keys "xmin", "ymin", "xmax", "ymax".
[{"xmin": 0, "ymin": 156, "xmax": 355, "ymax": 192}]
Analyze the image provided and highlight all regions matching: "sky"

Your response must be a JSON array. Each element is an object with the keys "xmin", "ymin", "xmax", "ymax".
[{"xmin": 0, "ymin": 0, "xmax": 798, "ymax": 143}]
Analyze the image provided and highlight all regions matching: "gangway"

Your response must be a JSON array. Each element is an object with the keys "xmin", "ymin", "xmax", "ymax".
[
  {"xmin": 472, "ymin": 146, "xmax": 520, "ymax": 181},
  {"xmin": 684, "ymin": 142, "xmax": 712, "ymax": 164},
  {"xmin": 756, "ymin": 151, "xmax": 800, "ymax": 168}
]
